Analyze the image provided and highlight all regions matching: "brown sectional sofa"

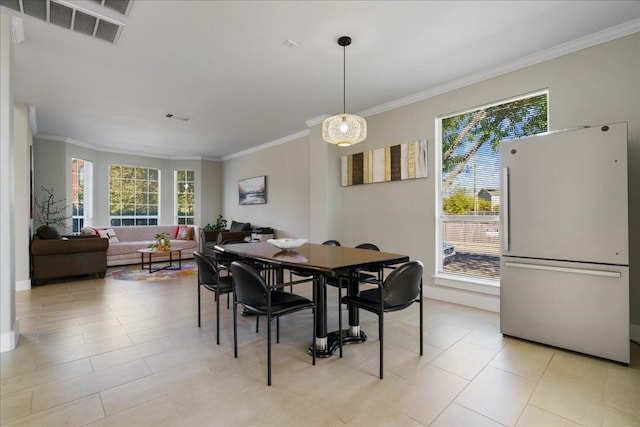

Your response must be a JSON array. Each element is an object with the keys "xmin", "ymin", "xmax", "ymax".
[{"xmin": 30, "ymin": 233, "xmax": 109, "ymax": 285}]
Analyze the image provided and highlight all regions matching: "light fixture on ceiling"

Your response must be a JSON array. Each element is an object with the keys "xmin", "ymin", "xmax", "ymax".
[{"xmin": 322, "ymin": 36, "xmax": 366, "ymax": 147}]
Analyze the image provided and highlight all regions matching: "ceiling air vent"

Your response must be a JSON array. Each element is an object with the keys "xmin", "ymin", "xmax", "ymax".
[
  {"xmin": 165, "ymin": 113, "xmax": 191, "ymax": 122},
  {"xmin": 0, "ymin": 0, "xmax": 133, "ymax": 44}
]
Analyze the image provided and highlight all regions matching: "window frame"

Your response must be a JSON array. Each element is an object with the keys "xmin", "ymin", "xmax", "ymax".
[
  {"xmin": 71, "ymin": 158, "xmax": 93, "ymax": 233},
  {"xmin": 108, "ymin": 164, "xmax": 161, "ymax": 227},
  {"xmin": 174, "ymin": 169, "xmax": 195, "ymax": 225},
  {"xmin": 434, "ymin": 90, "xmax": 549, "ymax": 294}
]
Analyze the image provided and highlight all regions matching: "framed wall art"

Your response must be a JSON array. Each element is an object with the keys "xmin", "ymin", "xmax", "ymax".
[{"xmin": 239, "ymin": 175, "xmax": 266, "ymax": 205}]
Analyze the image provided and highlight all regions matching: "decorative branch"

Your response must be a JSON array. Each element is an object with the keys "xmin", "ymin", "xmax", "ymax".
[{"xmin": 34, "ymin": 186, "xmax": 71, "ymax": 227}]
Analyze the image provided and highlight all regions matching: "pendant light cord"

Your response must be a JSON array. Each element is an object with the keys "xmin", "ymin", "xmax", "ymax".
[{"xmin": 342, "ymin": 43, "xmax": 346, "ymax": 114}]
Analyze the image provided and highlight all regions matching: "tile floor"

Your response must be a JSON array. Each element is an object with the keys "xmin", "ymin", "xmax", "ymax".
[{"xmin": 1, "ymin": 271, "xmax": 639, "ymax": 426}]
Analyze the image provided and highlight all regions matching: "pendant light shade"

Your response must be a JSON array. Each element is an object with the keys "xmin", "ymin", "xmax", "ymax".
[{"xmin": 322, "ymin": 36, "xmax": 367, "ymax": 147}]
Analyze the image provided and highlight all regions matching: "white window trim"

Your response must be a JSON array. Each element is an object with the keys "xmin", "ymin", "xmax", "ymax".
[{"xmin": 434, "ymin": 90, "xmax": 549, "ymax": 295}]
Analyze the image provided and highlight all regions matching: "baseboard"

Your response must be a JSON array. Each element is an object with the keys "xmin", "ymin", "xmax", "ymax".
[
  {"xmin": 423, "ymin": 284, "xmax": 500, "ymax": 312},
  {"xmin": 0, "ymin": 318, "xmax": 19, "ymax": 353},
  {"xmin": 15, "ymin": 278, "xmax": 31, "ymax": 291},
  {"xmin": 631, "ymin": 323, "xmax": 640, "ymax": 344}
]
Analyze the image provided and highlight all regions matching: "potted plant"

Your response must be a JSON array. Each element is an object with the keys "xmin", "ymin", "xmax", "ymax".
[
  {"xmin": 149, "ymin": 232, "xmax": 172, "ymax": 251},
  {"xmin": 203, "ymin": 214, "xmax": 227, "ymax": 231}
]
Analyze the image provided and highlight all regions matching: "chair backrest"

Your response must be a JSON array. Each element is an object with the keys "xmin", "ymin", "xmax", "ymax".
[
  {"xmin": 322, "ymin": 240, "xmax": 341, "ymax": 246},
  {"xmin": 382, "ymin": 260, "xmax": 423, "ymax": 307},
  {"xmin": 230, "ymin": 261, "xmax": 269, "ymax": 308},
  {"xmin": 356, "ymin": 243, "xmax": 379, "ymax": 251},
  {"xmin": 193, "ymin": 251, "xmax": 221, "ymax": 285}
]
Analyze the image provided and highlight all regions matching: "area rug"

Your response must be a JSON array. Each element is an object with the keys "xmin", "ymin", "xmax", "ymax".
[{"xmin": 106, "ymin": 261, "xmax": 197, "ymax": 281}]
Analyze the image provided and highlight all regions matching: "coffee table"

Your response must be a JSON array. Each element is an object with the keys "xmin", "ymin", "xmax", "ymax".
[{"xmin": 138, "ymin": 247, "xmax": 183, "ymax": 273}]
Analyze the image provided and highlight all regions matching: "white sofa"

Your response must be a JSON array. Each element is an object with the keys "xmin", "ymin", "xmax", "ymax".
[{"xmin": 87, "ymin": 225, "xmax": 200, "ymax": 267}]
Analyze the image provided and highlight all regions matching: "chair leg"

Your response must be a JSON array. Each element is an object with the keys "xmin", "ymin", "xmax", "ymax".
[
  {"xmin": 312, "ymin": 280, "xmax": 317, "ymax": 366},
  {"xmin": 226, "ymin": 293, "xmax": 230, "ymax": 309},
  {"xmin": 338, "ymin": 277, "xmax": 343, "ymax": 358},
  {"xmin": 419, "ymin": 281, "xmax": 423, "ymax": 356},
  {"xmin": 276, "ymin": 317, "xmax": 280, "ymax": 344},
  {"xmin": 256, "ymin": 315, "xmax": 260, "ymax": 333},
  {"xmin": 216, "ymin": 291, "xmax": 220, "ymax": 345},
  {"xmin": 233, "ymin": 300, "xmax": 238, "ymax": 358},
  {"xmin": 379, "ymin": 312, "xmax": 384, "ymax": 380},
  {"xmin": 267, "ymin": 315, "xmax": 272, "ymax": 386},
  {"xmin": 197, "ymin": 285, "xmax": 201, "ymax": 327}
]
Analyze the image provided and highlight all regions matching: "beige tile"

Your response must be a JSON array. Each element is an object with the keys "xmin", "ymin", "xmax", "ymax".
[
  {"xmin": 423, "ymin": 321, "xmax": 472, "ymax": 350},
  {"xmin": 385, "ymin": 364, "xmax": 470, "ymax": 425},
  {"xmin": 455, "ymin": 366, "xmax": 537, "ymax": 426},
  {"xmin": 0, "ymin": 391, "xmax": 32, "ymax": 424},
  {"xmin": 2, "ymin": 393, "xmax": 104, "ymax": 427},
  {"xmin": 462, "ymin": 320, "xmax": 508, "ymax": 351},
  {"xmin": 516, "ymin": 405, "xmax": 582, "ymax": 427},
  {"xmin": 100, "ymin": 363, "xmax": 212, "ymax": 416},
  {"xmin": 606, "ymin": 363, "xmax": 640, "ymax": 418},
  {"xmin": 31, "ymin": 359, "xmax": 151, "ymax": 412},
  {"xmin": 430, "ymin": 340, "xmax": 498, "ymax": 380},
  {"xmin": 0, "ymin": 358, "xmax": 94, "ymax": 396},
  {"xmin": 490, "ymin": 339, "xmax": 555, "ymax": 380},
  {"xmin": 601, "ymin": 407, "xmax": 640, "ymax": 427},
  {"xmin": 5, "ymin": 275, "xmax": 639, "ymax": 426},
  {"xmin": 346, "ymin": 399, "xmax": 424, "ymax": 426},
  {"xmin": 431, "ymin": 402, "xmax": 505, "ymax": 426},
  {"xmin": 86, "ymin": 395, "xmax": 183, "ymax": 427},
  {"xmin": 529, "ymin": 352, "xmax": 610, "ymax": 425}
]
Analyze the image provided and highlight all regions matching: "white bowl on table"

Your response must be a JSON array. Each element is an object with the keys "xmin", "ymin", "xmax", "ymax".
[{"xmin": 266, "ymin": 238, "xmax": 307, "ymax": 250}]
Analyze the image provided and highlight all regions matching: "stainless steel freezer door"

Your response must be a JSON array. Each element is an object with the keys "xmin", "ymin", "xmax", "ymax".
[
  {"xmin": 500, "ymin": 257, "xmax": 629, "ymax": 364},
  {"xmin": 500, "ymin": 123, "xmax": 628, "ymax": 265}
]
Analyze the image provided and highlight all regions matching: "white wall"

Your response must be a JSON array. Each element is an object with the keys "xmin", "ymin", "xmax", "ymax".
[
  {"xmin": 13, "ymin": 104, "xmax": 31, "ymax": 292},
  {"xmin": 1, "ymin": 12, "xmax": 17, "ymax": 352}
]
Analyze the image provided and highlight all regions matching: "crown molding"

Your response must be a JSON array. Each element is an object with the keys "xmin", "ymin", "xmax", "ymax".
[
  {"xmin": 358, "ymin": 19, "xmax": 640, "ymax": 119},
  {"xmin": 34, "ymin": 133, "xmax": 211, "ymax": 161},
  {"xmin": 221, "ymin": 129, "xmax": 310, "ymax": 161}
]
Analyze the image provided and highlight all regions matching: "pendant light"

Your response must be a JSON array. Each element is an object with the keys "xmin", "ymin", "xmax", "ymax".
[{"xmin": 322, "ymin": 36, "xmax": 367, "ymax": 147}]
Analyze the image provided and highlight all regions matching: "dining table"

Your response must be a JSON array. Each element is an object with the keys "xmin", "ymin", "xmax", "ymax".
[{"xmin": 214, "ymin": 241, "xmax": 410, "ymax": 357}]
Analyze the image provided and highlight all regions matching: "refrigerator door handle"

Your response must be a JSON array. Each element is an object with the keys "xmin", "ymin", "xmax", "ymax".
[
  {"xmin": 504, "ymin": 261, "xmax": 622, "ymax": 278},
  {"xmin": 502, "ymin": 167, "xmax": 509, "ymax": 252}
]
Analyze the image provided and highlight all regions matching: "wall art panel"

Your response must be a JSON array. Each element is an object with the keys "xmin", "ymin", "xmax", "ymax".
[{"xmin": 341, "ymin": 139, "xmax": 427, "ymax": 186}]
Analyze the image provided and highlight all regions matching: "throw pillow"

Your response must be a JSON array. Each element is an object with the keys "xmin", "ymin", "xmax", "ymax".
[
  {"xmin": 229, "ymin": 221, "xmax": 251, "ymax": 232},
  {"xmin": 98, "ymin": 228, "xmax": 120, "ymax": 243},
  {"xmin": 175, "ymin": 225, "xmax": 194, "ymax": 240},
  {"xmin": 36, "ymin": 225, "xmax": 61, "ymax": 240},
  {"xmin": 81, "ymin": 227, "xmax": 97, "ymax": 236}
]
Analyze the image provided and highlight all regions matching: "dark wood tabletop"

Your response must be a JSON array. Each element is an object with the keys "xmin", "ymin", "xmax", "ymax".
[{"xmin": 214, "ymin": 241, "xmax": 409, "ymax": 276}]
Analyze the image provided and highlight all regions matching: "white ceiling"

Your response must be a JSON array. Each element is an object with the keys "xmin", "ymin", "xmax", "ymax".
[{"xmin": 5, "ymin": 1, "xmax": 640, "ymax": 160}]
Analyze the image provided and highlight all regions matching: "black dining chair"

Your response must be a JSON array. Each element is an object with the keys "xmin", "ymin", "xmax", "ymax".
[
  {"xmin": 231, "ymin": 261, "xmax": 316, "ymax": 386},
  {"xmin": 194, "ymin": 251, "xmax": 234, "ymax": 345},
  {"xmin": 338, "ymin": 260, "xmax": 424, "ymax": 379},
  {"xmin": 288, "ymin": 240, "xmax": 341, "ymax": 290}
]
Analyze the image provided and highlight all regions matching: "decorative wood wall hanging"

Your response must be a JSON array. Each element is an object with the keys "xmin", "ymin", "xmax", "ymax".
[{"xmin": 341, "ymin": 139, "xmax": 427, "ymax": 186}]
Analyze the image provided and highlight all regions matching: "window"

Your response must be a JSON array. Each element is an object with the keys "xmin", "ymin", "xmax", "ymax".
[
  {"xmin": 436, "ymin": 91, "xmax": 548, "ymax": 285},
  {"xmin": 175, "ymin": 169, "xmax": 195, "ymax": 225},
  {"xmin": 109, "ymin": 165, "xmax": 160, "ymax": 226},
  {"xmin": 71, "ymin": 158, "xmax": 93, "ymax": 233}
]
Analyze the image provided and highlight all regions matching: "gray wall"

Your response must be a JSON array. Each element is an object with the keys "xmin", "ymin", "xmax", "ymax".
[
  {"xmin": 32, "ymin": 140, "xmax": 222, "ymax": 232},
  {"xmin": 222, "ymin": 135, "xmax": 310, "ymax": 239}
]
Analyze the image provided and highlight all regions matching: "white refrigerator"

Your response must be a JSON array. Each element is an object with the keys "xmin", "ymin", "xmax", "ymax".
[{"xmin": 499, "ymin": 123, "xmax": 629, "ymax": 364}]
